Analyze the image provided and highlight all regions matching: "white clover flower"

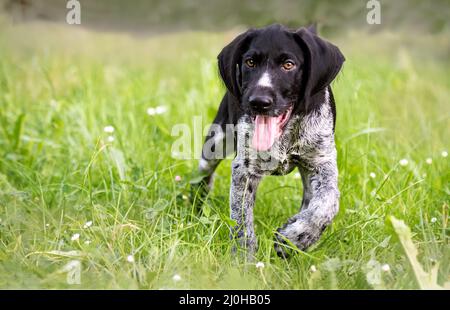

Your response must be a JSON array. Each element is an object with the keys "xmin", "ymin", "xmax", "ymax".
[
  {"xmin": 310, "ymin": 265, "xmax": 317, "ymax": 273},
  {"xmin": 399, "ymin": 159, "xmax": 408, "ymax": 166},
  {"xmin": 256, "ymin": 262, "xmax": 265, "ymax": 269},
  {"xmin": 431, "ymin": 217, "xmax": 437, "ymax": 223},
  {"xmin": 369, "ymin": 172, "xmax": 376, "ymax": 179},
  {"xmin": 425, "ymin": 158, "xmax": 432, "ymax": 165},
  {"xmin": 381, "ymin": 264, "xmax": 390, "ymax": 272},
  {"xmin": 442, "ymin": 151, "xmax": 448, "ymax": 158},
  {"xmin": 155, "ymin": 106, "xmax": 168, "ymax": 114},
  {"xmin": 45, "ymin": 223, "xmax": 50, "ymax": 227},
  {"xmin": 172, "ymin": 274, "xmax": 181, "ymax": 282},
  {"xmin": 83, "ymin": 221, "xmax": 93, "ymax": 229},
  {"xmin": 127, "ymin": 255, "xmax": 135, "ymax": 263},
  {"xmin": 104, "ymin": 125, "xmax": 114, "ymax": 133},
  {"xmin": 107, "ymin": 135, "xmax": 114, "ymax": 142},
  {"xmin": 182, "ymin": 195, "xmax": 188, "ymax": 200},
  {"xmin": 175, "ymin": 175, "xmax": 182, "ymax": 182},
  {"xmin": 147, "ymin": 105, "xmax": 168, "ymax": 116},
  {"xmin": 71, "ymin": 233, "xmax": 80, "ymax": 241},
  {"xmin": 50, "ymin": 99, "xmax": 58, "ymax": 107},
  {"xmin": 293, "ymin": 172, "xmax": 301, "ymax": 179}
]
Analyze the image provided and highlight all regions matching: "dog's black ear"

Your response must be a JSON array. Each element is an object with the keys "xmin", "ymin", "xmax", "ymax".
[
  {"xmin": 306, "ymin": 23, "xmax": 317, "ymax": 34},
  {"xmin": 218, "ymin": 29, "xmax": 255, "ymax": 99},
  {"xmin": 294, "ymin": 27, "xmax": 345, "ymax": 110}
]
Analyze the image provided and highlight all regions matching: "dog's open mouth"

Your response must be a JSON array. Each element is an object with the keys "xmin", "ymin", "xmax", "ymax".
[{"xmin": 252, "ymin": 106, "xmax": 293, "ymax": 151}]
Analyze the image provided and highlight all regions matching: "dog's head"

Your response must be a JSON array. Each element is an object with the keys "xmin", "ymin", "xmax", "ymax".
[{"xmin": 218, "ymin": 24, "xmax": 345, "ymax": 151}]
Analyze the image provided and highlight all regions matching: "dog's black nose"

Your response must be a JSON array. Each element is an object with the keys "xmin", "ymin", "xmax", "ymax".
[{"xmin": 248, "ymin": 95, "xmax": 273, "ymax": 111}]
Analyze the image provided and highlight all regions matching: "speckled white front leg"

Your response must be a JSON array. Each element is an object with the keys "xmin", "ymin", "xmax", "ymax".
[
  {"xmin": 275, "ymin": 155, "xmax": 340, "ymax": 256},
  {"xmin": 228, "ymin": 117, "xmax": 263, "ymax": 258},
  {"xmin": 229, "ymin": 159, "xmax": 261, "ymax": 258}
]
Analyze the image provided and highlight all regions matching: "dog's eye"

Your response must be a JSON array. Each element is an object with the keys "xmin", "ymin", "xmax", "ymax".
[
  {"xmin": 245, "ymin": 58, "xmax": 255, "ymax": 68},
  {"xmin": 282, "ymin": 60, "xmax": 295, "ymax": 71}
]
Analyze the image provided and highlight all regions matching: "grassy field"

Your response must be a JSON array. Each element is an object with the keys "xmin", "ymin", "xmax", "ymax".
[{"xmin": 0, "ymin": 19, "xmax": 449, "ymax": 289}]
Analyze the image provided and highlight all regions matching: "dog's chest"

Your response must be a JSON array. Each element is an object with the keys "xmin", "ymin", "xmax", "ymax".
[{"xmin": 236, "ymin": 104, "xmax": 335, "ymax": 176}]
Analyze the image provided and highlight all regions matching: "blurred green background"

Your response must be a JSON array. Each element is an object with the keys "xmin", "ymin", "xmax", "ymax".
[
  {"xmin": 4, "ymin": 0, "xmax": 450, "ymax": 34},
  {"xmin": 0, "ymin": 0, "xmax": 448, "ymax": 289}
]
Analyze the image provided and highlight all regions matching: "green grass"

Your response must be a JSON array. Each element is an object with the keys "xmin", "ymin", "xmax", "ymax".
[{"xmin": 0, "ymin": 19, "xmax": 448, "ymax": 289}]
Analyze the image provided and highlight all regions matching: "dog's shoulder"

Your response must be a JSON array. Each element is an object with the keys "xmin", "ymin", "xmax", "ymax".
[{"xmin": 287, "ymin": 87, "xmax": 337, "ymax": 166}]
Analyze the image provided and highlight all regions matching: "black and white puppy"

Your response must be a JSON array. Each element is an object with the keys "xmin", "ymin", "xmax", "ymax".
[{"xmin": 192, "ymin": 24, "xmax": 345, "ymax": 257}]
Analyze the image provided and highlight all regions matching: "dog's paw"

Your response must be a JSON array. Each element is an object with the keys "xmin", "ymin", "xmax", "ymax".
[
  {"xmin": 274, "ymin": 218, "xmax": 325, "ymax": 258},
  {"xmin": 274, "ymin": 231, "xmax": 291, "ymax": 258}
]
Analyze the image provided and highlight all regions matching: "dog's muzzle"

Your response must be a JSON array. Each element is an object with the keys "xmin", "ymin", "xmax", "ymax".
[{"xmin": 248, "ymin": 94, "xmax": 273, "ymax": 113}]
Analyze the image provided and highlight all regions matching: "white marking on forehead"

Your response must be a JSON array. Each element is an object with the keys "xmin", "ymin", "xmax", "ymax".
[{"xmin": 257, "ymin": 72, "xmax": 272, "ymax": 88}]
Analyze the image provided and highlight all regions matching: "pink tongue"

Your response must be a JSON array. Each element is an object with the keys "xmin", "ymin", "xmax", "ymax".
[{"xmin": 252, "ymin": 114, "xmax": 283, "ymax": 151}]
